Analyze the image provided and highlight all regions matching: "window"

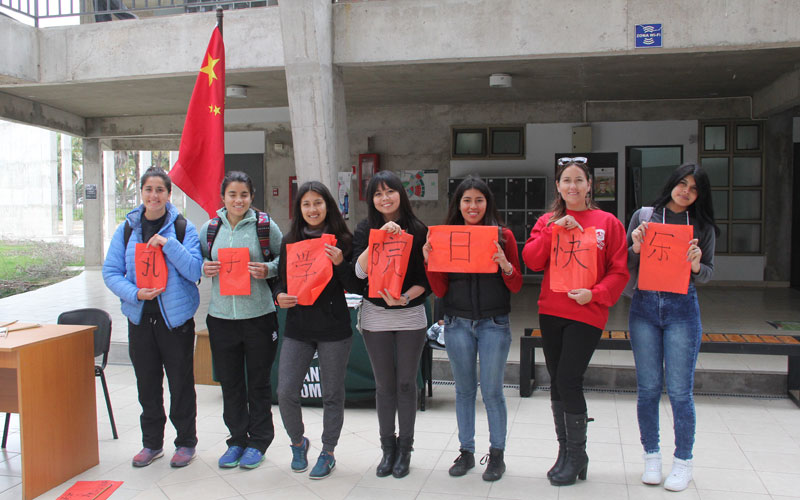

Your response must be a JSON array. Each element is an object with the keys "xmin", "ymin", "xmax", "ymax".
[
  {"xmin": 451, "ymin": 126, "xmax": 524, "ymax": 159},
  {"xmin": 699, "ymin": 121, "xmax": 763, "ymax": 255}
]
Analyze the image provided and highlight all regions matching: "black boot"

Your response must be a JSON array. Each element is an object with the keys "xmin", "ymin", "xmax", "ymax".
[
  {"xmin": 376, "ymin": 436, "xmax": 396, "ymax": 477},
  {"xmin": 549, "ymin": 412, "xmax": 590, "ymax": 486},
  {"xmin": 481, "ymin": 448, "xmax": 506, "ymax": 481},
  {"xmin": 547, "ymin": 400, "xmax": 567, "ymax": 479},
  {"xmin": 392, "ymin": 437, "xmax": 413, "ymax": 478},
  {"xmin": 448, "ymin": 449, "xmax": 475, "ymax": 477}
]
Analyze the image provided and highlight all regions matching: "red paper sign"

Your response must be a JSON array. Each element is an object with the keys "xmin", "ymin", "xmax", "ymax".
[
  {"xmin": 549, "ymin": 225, "xmax": 598, "ymax": 292},
  {"xmin": 638, "ymin": 222, "xmax": 694, "ymax": 294},
  {"xmin": 57, "ymin": 480, "xmax": 123, "ymax": 500},
  {"xmin": 135, "ymin": 244, "xmax": 167, "ymax": 289},
  {"xmin": 368, "ymin": 229, "xmax": 413, "ymax": 299},
  {"xmin": 427, "ymin": 225, "xmax": 500, "ymax": 274},
  {"xmin": 218, "ymin": 247, "xmax": 251, "ymax": 296},
  {"xmin": 287, "ymin": 234, "xmax": 337, "ymax": 305}
]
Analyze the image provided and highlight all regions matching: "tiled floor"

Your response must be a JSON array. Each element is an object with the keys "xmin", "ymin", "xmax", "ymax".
[
  {"xmin": 1, "ymin": 366, "xmax": 800, "ymax": 499},
  {"xmin": 2, "ymin": 272, "xmax": 800, "ymax": 498}
]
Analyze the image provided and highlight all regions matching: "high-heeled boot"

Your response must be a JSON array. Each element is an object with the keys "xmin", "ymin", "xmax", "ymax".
[
  {"xmin": 547, "ymin": 400, "xmax": 567, "ymax": 479},
  {"xmin": 376, "ymin": 436, "xmax": 396, "ymax": 477},
  {"xmin": 392, "ymin": 437, "xmax": 413, "ymax": 478},
  {"xmin": 549, "ymin": 412, "xmax": 590, "ymax": 486}
]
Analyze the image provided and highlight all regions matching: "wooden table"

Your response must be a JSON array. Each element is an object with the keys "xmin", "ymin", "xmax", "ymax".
[{"xmin": 0, "ymin": 323, "xmax": 99, "ymax": 499}]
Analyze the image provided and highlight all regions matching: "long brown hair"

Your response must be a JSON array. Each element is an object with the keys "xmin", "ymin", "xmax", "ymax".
[{"xmin": 547, "ymin": 161, "xmax": 599, "ymax": 223}]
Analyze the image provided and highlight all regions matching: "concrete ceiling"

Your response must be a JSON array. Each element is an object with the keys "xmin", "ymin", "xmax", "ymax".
[{"xmin": 1, "ymin": 47, "xmax": 799, "ymax": 119}]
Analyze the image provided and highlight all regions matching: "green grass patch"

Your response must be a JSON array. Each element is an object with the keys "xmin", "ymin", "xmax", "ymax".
[{"xmin": 0, "ymin": 240, "xmax": 85, "ymax": 298}]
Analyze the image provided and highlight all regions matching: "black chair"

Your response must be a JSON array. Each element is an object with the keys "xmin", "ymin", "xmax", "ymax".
[
  {"xmin": 420, "ymin": 298, "xmax": 445, "ymax": 411},
  {"xmin": 2, "ymin": 308, "xmax": 119, "ymax": 445}
]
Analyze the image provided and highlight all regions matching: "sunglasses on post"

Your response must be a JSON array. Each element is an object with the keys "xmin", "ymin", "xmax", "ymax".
[{"xmin": 557, "ymin": 157, "xmax": 588, "ymax": 166}]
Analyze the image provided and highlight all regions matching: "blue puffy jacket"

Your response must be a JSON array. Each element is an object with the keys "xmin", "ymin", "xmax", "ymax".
[{"xmin": 102, "ymin": 203, "xmax": 203, "ymax": 329}]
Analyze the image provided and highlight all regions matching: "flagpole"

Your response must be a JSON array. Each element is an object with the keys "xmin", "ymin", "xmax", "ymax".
[{"xmin": 216, "ymin": 6, "xmax": 223, "ymax": 36}]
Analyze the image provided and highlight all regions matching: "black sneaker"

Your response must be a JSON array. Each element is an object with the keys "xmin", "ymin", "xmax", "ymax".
[{"xmin": 448, "ymin": 449, "xmax": 475, "ymax": 477}]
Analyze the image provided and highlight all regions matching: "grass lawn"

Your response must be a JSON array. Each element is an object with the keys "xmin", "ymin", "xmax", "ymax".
[{"xmin": 0, "ymin": 240, "xmax": 84, "ymax": 298}]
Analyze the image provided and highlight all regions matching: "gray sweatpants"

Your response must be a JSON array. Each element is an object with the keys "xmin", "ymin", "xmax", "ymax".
[{"xmin": 277, "ymin": 335, "xmax": 353, "ymax": 453}]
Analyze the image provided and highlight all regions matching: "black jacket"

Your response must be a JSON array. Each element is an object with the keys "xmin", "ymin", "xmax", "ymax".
[
  {"xmin": 352, "ymin": 218, "xmax": 431, "ymax": 308},
  {"xmin": 274, "ymin": 232, "xmax": 361, "ymax": 342},
  {"xmin": 444, "ymin": 271, "xmax": 510, "ymax": 320}
]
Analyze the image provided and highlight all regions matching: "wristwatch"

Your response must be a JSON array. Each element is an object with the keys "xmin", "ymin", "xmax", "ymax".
[{"xmin": 401, "ymin": 293, "xmax": 410, "ymax": 306}]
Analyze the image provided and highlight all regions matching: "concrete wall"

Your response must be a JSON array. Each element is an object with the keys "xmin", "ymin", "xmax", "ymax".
[
  {"xmin": 0, "ymin": 121, "xmax": 58, "ymax": 239},
  {"xmin": 0, "ymin": 16, "xmax": 37, "ymax": 84}
]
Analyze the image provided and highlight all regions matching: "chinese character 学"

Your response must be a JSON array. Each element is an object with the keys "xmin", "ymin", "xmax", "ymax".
[{"xmin": 291, "ymin": 250, "xmax": 317, "ymax": 282}]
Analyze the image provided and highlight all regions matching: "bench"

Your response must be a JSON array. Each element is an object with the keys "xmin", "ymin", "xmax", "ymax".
[{"xmin": 520, "ymin": 328, "xmax": 800, "ymax": 407}]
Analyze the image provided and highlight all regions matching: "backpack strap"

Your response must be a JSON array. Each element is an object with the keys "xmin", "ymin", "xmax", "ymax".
[
  {"xmin": 206, "ymin": 217, "xmax": 221, "ymax": 258},
  {"xmin": 255, "ymin": 210, "xmax": 272, "ymax": 261},
  {"xmin": 124, "ymin": 214, "xmax": 186, "ymax": 248}
]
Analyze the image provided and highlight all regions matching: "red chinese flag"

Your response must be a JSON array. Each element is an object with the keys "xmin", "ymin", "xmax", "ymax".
[
  {"xmin": 135, "ymin": 244, "xmax": 168, "ymax": 289},
  {"xmin": 218, "ymin": 247, "xmax": 250, "ymax": 296},
  {"xmin": 169, "ymin": 26, "xmax": 225, "ymax": 218},
  {"xmin": 287, "ymin": 234, "xmax": 337, "ymax": 306},
  {"xmin": 549, "ymin": 225, "xmax": 597, "ymax": 292},
  {"xmin": 368, "ymin": 229, "xmax": 413, "ymax": 299},
  {"xmin": 638, "ymin": 222, "xmax": 694, "ymax": 294},
  {"xmin": 427, "ymin": 225, "xmax": 499, "ymax": 274}
]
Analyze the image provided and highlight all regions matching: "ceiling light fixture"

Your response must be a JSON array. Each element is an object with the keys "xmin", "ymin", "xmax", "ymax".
[
  {"xmin": 226, "ymin": 85, "xmax": 248, "ymax": 98},
  {"xmin": 489, "ymin": 73, "xmax": 512, "ymax": 88}
]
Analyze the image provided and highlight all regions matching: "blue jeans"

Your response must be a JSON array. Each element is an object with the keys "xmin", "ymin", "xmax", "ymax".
[
  {"xmin": 629, "ymin": 285, "xmax": 702, "ymax": 460},
  {"xmin": 444, "ymin": 314, "xmax": 512, "ymax": 452}
]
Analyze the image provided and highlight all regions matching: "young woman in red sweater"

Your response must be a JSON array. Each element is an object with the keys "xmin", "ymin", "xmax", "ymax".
[{"xmin": 522, "ymin": 157, "xmax": 629, "ymax": 487}]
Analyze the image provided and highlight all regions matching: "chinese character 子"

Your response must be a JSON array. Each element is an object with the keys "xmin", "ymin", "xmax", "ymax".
[
  {"xmin": 291, "ymin": 250, "xmax": 317, "ymax": 282},
  {"xmin": 139, "ymin": 249, "xmax": 161, "ymax": 277},
  {"xmin": 449, "ymin": 231, "xmax": 471, "ymax": 262},
  {"xmin": 554, "ymin": 233, "xmax": 590, "ymax": 269},
  {"xmin": 646, "ymin": 231, "xmax": 675, "ymax": 261},
  {"xmin": 371, "ymin": 240, "xmax": 408, "ymax": 276},
  {"xmin": 222, "ymin": 253, "xmax": 242, "ymax": 273}
]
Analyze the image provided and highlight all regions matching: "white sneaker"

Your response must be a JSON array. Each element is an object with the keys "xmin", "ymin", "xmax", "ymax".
[
  {"xmin": 664, "ymin": 457, "xmax": 693, "ymax": 492},
  {"xmin": 641, "ymin": 452, "xmax": 662, "ymax": 485}
]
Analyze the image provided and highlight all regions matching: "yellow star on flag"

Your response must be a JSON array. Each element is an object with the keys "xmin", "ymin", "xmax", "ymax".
[
  {"xmin": 199, "ymin": 53, "xmax": 220, "ymax": 87},
  {"xmin": 213, "ymin": 105, "xmax": 221, "ymax": 116}
]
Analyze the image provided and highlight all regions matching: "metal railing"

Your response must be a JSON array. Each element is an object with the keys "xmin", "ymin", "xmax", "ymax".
[{"xmin": 0, "ymin": 0, "xmax": 276, "ymax": 26}]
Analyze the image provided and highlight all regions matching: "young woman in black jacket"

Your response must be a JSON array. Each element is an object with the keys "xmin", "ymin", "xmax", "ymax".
[
  {"xmin": 352, "ymin": 171, "xmax": 430, "ymax": 478},
  {"xmin": 274, "ymin": 181, "xmax": 361, "ymax": 480}
]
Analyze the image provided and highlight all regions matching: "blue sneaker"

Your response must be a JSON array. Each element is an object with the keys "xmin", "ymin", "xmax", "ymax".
[
  {"xmin": 218, "ymin": 445, "xmax": 245, "ymax": 468},
  {"xmin": 309, "ymin": 451, "xmax": 336, "ymax": 480},
  {"xmin": 290, "ymin": 437, "xmax": 310, "ymax": 472},
  {"xmin": 239, "ymin": 447, "xmax": 265, "ymax": 469}
]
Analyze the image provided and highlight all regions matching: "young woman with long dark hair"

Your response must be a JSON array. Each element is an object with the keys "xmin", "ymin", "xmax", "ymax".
[
  {"xmin": 626, "ymin": 163, "xmax": 717, "ymax": 492},
  {"xmin": 522, "ymin": 158, "xmax": 629, "ymax": 487},
  {"xmin": 423, "ymin": 176, "xmax": 523, "ymax": 482},
  {"xmin": 103, "ymin": 167, "xmax": 203, "ymax": 468},
  {"xmin": 274, "ymin": 181, "xmax": 361, "ymax": 480},
  {"xmin": 199, "ymin": 171, "xmax": 283, "ymax": 470},
  {"xmin": 352, "ymin": 171, "xmax": 430, "ymax": 478}
]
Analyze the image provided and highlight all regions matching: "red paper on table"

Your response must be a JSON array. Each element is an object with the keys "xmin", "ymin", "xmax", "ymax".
[
  {"xmin": 135, "ymin": 243, "xmax": 168, "ymax": 289},
  {"xmin": 427, "ymin": 225, "xmax": 499, "ymax": 274},
  {"xmin": 57, "ymin": 480, "xmax": 123, "ymax": 500},
  {"xmin": 287, "ymin": 233, "xmax": 337, "ymax": 305},
  {"xmin": 549, "ymin": 225, "xmax": 598, "ymax": 292},
  {"xmin": 218, "ymin": 247, "xmax": 251, "ymax": 296},
  {"xmin": 368, "ymin": 229, "xmax": 413, "ymax": 299},
  {"xmin": 638, "ymin": 222, "xmax": 694, "ymax": 294}
]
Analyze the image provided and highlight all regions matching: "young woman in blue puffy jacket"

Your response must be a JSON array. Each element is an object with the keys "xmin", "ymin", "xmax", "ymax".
[{"xmin": 103, "ymin": 167, "xmax": 203, "ymax": 469}]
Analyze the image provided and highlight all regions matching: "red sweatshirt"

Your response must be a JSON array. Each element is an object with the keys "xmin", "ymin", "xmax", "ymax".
[{"xmin": 522, "ymin": 209, "xmax": 629, "ymax": 330}]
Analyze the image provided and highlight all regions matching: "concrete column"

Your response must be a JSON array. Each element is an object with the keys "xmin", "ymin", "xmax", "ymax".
[
  {"xmin": 169, "ymin": 150, "xmax": 186, "ymax": 213},
  {"xmin": 279, "ymin": 0, "xmax": 350, "ymax": 192},
  {"xmin": 103, "ymin": 150, "xmax": 117, "ymax": 239},
  {"xmin": 60, "ymin": 133, "xmax": 73, "ymax": 235},
  {"xmin": 48, "ymin": 132, "xmax": 59, "ymax": 235},
  {"xmin": 82, "ymin": 138, "xmax": 105, "ymax": 268},
  {"xmin": 764, "ymin": 111, "xmax": 793, "ymax": 282}
]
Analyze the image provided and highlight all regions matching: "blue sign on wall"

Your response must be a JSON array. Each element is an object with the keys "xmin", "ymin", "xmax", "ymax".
[{"xmin": 635, "ymin": 24, "xmax": 662, "ymax": 48}]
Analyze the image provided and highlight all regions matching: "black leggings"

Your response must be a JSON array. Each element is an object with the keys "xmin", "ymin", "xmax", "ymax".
[{"xmin": 539, "ymin": 314, "xmax": 602, "ymax": 414}]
